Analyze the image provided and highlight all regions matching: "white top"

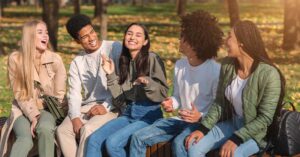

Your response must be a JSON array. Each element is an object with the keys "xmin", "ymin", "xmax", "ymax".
[
  {"xmin": 171, "ymin": 58, "xmax": 220, "ymax": 120},
  {"xmin": 67, "ymin": 40, "xmax": 122, "ymax": 119},
  {"xmin": 225, "ymin": 75, "xmax": 248, "ymax": 117}
]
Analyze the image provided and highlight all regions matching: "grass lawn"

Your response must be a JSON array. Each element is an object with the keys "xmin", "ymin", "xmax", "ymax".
[{"xmin": 0, "ymin": 1, "xmax": 299, "ymax": 117}]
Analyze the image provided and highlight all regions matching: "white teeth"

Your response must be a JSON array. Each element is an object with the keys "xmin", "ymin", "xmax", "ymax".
[
  {"xmin": 128, "ymin": 41, "xmax": 136, "ymax": 45},
  {"xmin": 90, "ymin": 40, "xmax": 96, "ymax": 46}
]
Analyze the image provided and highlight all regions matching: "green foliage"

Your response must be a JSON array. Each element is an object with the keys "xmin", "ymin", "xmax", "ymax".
[
  {"xmin": 0, "ymin": 56, "xmax": 12, "ymax": 117},
  {"xmin": 0, "ymin": 1, "xmax": 299, "ymax": 116}
]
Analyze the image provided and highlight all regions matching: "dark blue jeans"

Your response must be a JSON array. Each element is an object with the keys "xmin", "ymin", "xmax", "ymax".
[{"xmin": 85, "ymin": 100, "xmax": 162, "ymax": 157}]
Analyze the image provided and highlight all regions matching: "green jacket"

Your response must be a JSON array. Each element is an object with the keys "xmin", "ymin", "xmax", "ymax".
[{"xmin": 200, "ymin": 57, "xmax": 282, "ymax": 147}]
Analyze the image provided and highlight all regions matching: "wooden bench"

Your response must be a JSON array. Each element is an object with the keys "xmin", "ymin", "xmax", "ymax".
[
  {"xmin": 1, "ymin": 117, "xmax": 300, "ymax": 157},
  {"xmin": 146, "ymin": 142, "xmax": 300, "ymax": 157}
]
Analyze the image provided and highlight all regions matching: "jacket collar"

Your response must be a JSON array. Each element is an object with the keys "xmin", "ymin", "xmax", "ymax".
[
  {"xmin": 33, "ymin": 65, "xmax": 40, "ymax": 83},
  {"xmin": 40, "ymin": 50, "xmax": 54, "ymax": 65}
]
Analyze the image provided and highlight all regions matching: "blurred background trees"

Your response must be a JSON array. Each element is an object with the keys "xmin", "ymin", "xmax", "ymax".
[
  {"xmin": 74, "ymin": 0, "xmax": 80, "ymax": 14},
  {"xmin": 282, "ymin": 0, "xmax": 300, "ymax": 50},
  {"xmin": 1, "ymin": 0, "xmax": 300, "ymax": 116},
  {"xmin": 176, "ymin": 0, "xmax": 186, "ymax": 16},
  {"xmin": 41, "ymin": 0, "xmax": 60, "ymax": 51},
  {"xmin": 2, "ymin": 0, "xmax": 299, "ymax": 51},
  {"xmin": 227, "ymin": 0, "xmax": 239, "ymax": 26}
]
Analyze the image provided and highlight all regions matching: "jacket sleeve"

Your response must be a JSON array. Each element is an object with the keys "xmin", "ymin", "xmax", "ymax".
[
  {"xmin": 200, "ymin": 62, "xmax": 226, "ymax": 133},
  {"xmin": 52, "ymin": 54, "xmax": 67, "ymax": 102},
  {"xmin": 8, "ymin": 53, "xmax": 40, "ymax": 122},
  {"xmin": 143, "ymin": 54, "xmax": 168, "ymax": 103},
  {"xmin": 106, "ymin": 72, "xmax": 127, "ymax": 104},
  {"xmin": 234, "ymin": 68, "xmax": 281, "ymax": 143}
]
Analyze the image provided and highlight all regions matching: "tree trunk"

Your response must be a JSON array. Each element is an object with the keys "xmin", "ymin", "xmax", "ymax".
[
  {"xmin": 94, "ymin": 0, "xmax": 101, "ymax": 18},
  {"xmin": 41, "ymin": 0, "xmax": 60, "ymax": 51},
  {"xmin": 0, "ymin": 1, "xmax": 2, "ymax": 18},
  {"xmin": 132, "ymin": 0, "xmax": 137, "ymax": 6},
  {"xmin": 176, "ymin": 0, "xmax": 186, "ymax": 16},
  {"xmin": 95, "ymin": 0, "xmax": 108, "ymax": 39},
  {"xmin": 74, "ymin": 0, "xmax": 80, "ymax": 14},
  {"xmin": 0, "ymin": 42, "xmax": 6, "ymax": 56},
  {"xmin": 35, "ymin": 0, "xmax": 39, "ymax": 10},
  {"xmin": 227, "ymin": 0, "xmax": 240, "ymax": 27},
  {"xmin": 16, "ymin": 0, "xmax": 21, "ymax": 5},
  {"xmin": 282, "ymin": 0, "xmax": 300, "ymax": 50},
  {"xmin": 100, "ymin": 12, "xmax": 108, "ymax": 40},
  {"xmin": 98, "ymin": 0, "xmax": 108, "ymax": 40}
]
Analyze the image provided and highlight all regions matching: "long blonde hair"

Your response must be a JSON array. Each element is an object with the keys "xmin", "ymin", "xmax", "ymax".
[{"xmin": 11, "ymin": 20, "xmax": 47, "ymax": 101}]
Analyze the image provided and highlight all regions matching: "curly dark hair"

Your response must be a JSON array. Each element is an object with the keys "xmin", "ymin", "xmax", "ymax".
[
  {"xmin": 66, "ymin": 14, "xmax": 92, "ymax": 40},
  {"xmin": 180, "ymin": 10, "xmax": 223, "ymax": 60}
]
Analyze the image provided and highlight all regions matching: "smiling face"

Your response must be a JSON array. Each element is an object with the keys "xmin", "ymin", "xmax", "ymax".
[
  {"xmin": 35, "ymin": 23, "xmax": 49, "ymax": 52},
  {"xmin": 77, "ymin": 24, "xmax": 100, "ymax": 53},
  {"xmin": 124, "ymin": 25, "xmax": 148, "ymax": 54},
  {"xmin": 226, "ymin": 29, "xmax": 242, "ymax": 58}
]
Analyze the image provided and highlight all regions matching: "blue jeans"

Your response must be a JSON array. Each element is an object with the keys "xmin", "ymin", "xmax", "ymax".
[
  {"xmin": 172, "ymin": 123, "xmax": 199, "ymax": 157},
  {"xmin": 130, "ymin": 118, "xmax": 198, "ymax": 157},
  {"xmin": 174, "ymin": 116, "xmax": 260, "ymax": 157},
  {"xmin": 85, "ymin": 100, "xmax": 162, "ymax": 157}
]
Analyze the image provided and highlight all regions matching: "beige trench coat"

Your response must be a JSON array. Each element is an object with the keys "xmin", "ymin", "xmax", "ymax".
[{"xmin": 0, "ymin": 50, "xmax": 67, "ymax": 157}]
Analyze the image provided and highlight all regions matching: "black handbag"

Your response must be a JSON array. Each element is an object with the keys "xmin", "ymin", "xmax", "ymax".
[
  {"xmin": 34, "ymin": 81, "xmax": 66, "ymax": 125},
  {"xmin": 262, "ymin": 102, "xmax": 300, "ymax": 156},
  {"xmin": 273, "ymin": 102, "xmax": 300, "ymax": 156}
]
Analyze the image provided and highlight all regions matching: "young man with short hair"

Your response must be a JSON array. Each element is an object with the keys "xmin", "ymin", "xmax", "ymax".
[{"xmin": 56, "ymin": 14, "xmax": 122, "ymax": 157}]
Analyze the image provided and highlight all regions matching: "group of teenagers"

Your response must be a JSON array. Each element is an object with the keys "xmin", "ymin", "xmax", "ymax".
[{"xmin": 0, "ymin": 9, "xmax": 285, "ymax": 157}]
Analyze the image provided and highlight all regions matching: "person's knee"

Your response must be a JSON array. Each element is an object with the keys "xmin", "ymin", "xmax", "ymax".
[
  {"xmin": 36, "ymin": 123, "xmax": 54, "ymax": 136},
  {"xmin": 105, "ymin": 135, "xmax": 119, "ymax": 151},
  {"xmin": 86, "ymin": 133, "xmax": 103, "ymax": 149},
  {"xmin": 188, "ymin": 146, "xmax": 206, "ymax": 157},
  {"xmin": 172, "ymin": 134, "xmax": 185, "ymax": 149},
  {"xmin": 56, "ymin": 124, "xmax": 64, "ymax": 135},
  {"xmin": 131, "ymin": 130, "xmax": 145, "ymax": 144},
  {"xmin": 16, "ymin": 136, "xmax": 34, "ymax": 151},
  {"xmin": 80, "ymin": 123, "xmax": 93, "ymax": 139}
]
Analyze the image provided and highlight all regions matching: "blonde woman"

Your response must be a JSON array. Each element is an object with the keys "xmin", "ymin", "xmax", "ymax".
[{"xmin": 0, "ymin": 20, "xmax": 67, "ymax": 157}]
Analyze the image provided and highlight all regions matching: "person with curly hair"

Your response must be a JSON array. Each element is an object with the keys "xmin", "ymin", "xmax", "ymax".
[
  {"xmin": 129, "ymin": 10, "xmax": 223, "ymax": 157},
  {"xmin": 182, "ymin": 20, "xmax": 285, "ymax": 157}
]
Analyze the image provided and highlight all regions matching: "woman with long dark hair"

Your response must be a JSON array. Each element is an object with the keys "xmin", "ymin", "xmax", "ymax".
[
  {"xmin": 85, "ymin": 23, "xmax": 168, "ymax": 157},
  {"xmin": 176, "ymin": 20, "xmax": 285, "ymax": 157}
]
